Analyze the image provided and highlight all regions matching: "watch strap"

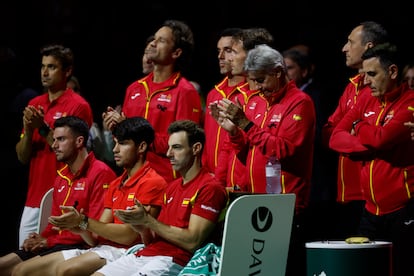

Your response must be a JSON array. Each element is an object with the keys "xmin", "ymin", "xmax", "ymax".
[{"xmin": 78, "ymin": 214, "xmax": 89, "ymax": 230}]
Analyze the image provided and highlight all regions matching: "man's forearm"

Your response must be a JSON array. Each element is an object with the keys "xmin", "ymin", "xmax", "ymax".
[{"xmin": 16, "ymin": 132, "xmax": 33, "ymax": 164}]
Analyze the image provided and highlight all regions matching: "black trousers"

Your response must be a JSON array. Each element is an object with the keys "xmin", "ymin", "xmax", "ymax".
[{"xmin": 359, "ymin": 201, "xmax": 414, "ymax": 276}]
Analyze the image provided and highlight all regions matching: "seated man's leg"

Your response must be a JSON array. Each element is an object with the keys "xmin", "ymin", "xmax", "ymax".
[
  {"xmin": 57, "ymin": 251, "xmax": 106, "ymax": 275},
  {"xmin": 92, "ymin": 254, "xmax": 140, "ymax": 276},
  {"xmin": 135, "ymin": 256, "xmax": 183, "ymax": 276},
  {"xmin": 0, "ymin": 252, "xmax": 23, "ymax": 276},
  {"xmin": 57, "ymin": 245, "xmax": 126, "ymax": 275},
  {"xmin": 12, "ymin": 244, "xmax": 89, "ymax": 276},
  {"xmin": 12, "ymin": 251, "xmax": 64, "ymax": 276}
]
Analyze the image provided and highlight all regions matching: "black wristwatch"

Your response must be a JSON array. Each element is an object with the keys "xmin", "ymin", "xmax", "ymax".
[
  {"xmin": 79, "ymin": 214, "xmax": 89, "ymax": 230},
  {"xmin": 352, "ymin": 119, "xmax": 362, "ymax": 131},
  {"xmin": 243, "ymin": 121, "xmax": 254, "ymax": 132}
]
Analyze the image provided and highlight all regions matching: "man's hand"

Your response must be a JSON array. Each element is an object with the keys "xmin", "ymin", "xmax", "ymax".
[
  {"xmin": 22, "ymin": 232, "xmax": 47, "ymax": 253},
  {"xmin": 48, "ymin": 205, "xmax": 83, "ymax": 232},
  {"xmin": 213, "ymin": 98, "xmax": 250, "ymax": 135},
  {"xmin": 22, "ymin": 105, "xmax": 45, "ymax": 133},
  {"xmin": 114, "ymin": 199, "xmax": 150, "ymax": 226},
  {"xmin": 102, "ymin": 105, "xmax": 125, "ymax": 131},
  {"xmin": 220, "ymin": 98, "xmax": 247, "ymax": 126}
]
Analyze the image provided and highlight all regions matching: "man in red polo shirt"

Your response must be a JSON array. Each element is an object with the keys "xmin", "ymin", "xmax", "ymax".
[{"xmin": 16, "ymin": 44, "xmax": 94, "ymax": 248}]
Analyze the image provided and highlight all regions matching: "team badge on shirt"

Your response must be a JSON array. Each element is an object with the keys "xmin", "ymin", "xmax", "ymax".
[
  {"xmin": 127, "ymin": 193, "xmax": 135, "ymax": 201},
  {"xmin": 383, "ymin": 110, "xmax": 394, "ymax": 126},
  {"xmin": 158, "ymin": 94, "xmax": 172, "ymax": 103},
  {"xmin": 248, "ymin": 101, "xmax": 257, "ymax": 110},
  {"xmin": 271, "ymin": 113, "xmax": 282, "ymax": 123},
  {"xmin": 182, "ymin": 198, "xmax": 190, "ymax": 206},
  {"xmin": 53, "ymin": 112, "xmax": 67, "ymax": 120},
  {"xmin": 74, "ymin": 182, "xmax": 85, "ymax": 191},
  {"xmin": 182, "ymin": 193, "xmax": 197, "ymax": 207}
]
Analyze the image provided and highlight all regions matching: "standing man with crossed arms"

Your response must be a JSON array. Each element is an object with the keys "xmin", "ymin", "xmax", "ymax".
[
  {"xmin": 329, "ymin": 42, "xmax": 414, "ymax": 276},
  {"xmin": 322, "ymin": 21, "xmax": 389, "ymax": 239}
]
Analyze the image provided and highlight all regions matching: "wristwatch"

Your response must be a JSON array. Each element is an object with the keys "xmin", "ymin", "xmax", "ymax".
[
  {"xmin": 352, "ymin": 119, "xmax": 362, "ymax": 131},
  {"xmin": 78, "ymin": 214, "xmax": 89, "ymax": 230}
]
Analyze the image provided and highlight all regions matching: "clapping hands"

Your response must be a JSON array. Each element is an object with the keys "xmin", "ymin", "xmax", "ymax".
[{"xmin": 114, "ymin": 199, "xmax": 151, "ymax": 226}]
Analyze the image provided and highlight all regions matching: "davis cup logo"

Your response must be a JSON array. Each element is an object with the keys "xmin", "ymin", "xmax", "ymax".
[{"xmin": 251, "ymin": 206, "xmax": 273, "ymax": 232}]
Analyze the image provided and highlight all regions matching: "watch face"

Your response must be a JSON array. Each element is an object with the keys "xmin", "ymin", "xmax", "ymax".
[{"xmin": 79, "ymin": 215, "xmax": 88, "ymax": 230}]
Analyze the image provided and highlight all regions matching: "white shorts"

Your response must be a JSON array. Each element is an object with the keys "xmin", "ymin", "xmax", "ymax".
[
  {"xmin": 95, "ymin": 254, "xmax": 183, "ymax": 276},
  {"xmin": 19, "ymin": 207, "xmax": 40, "ymax": 247},
  {"xmin": 61, "ymin": 245, "xmax": 127, "ymax": 262}
]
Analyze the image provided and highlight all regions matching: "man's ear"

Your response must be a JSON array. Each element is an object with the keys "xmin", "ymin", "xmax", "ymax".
[
  {"xmin": 76, "ymin": 135, "xmax": 85, "ymax": 148},
  {"xmin": 389, "ymin": 64, "xmax": 398, "ymax": 80},
  {"xmin": 192, "ymin": 142, "xmax": 202, "ymax": 156},
  {"xmin": 137, "ymin": 141, "xmax": 148, "ymax": 154},
  {"xmin": 65, "ymin": 67, "xmax": 73, "ymax": 79},
  {"xmin": 275, "ymin": 67, "xmax": 283, "ymax": 78},
  {"xmin": 172, "ymin": 48, "xmax": 182, "ymax": 59}
]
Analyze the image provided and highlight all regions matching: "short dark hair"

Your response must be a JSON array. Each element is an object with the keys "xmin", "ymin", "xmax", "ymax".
[
  {"xmin": 168, "ymin": 120, "xmax": 205, "ymax": 148},
  {"xmin": 218, "ymin": 27, "xmax": 243, "ymax": 39},
  {"xmin": 162, "ymin": 19, "xmax": 194, "ymax": 72},
  {"xmin": 112, "ymin": 116, "xmax": 155, "ymax": 148},
  {"xmin": 233, "ymin": 27, "xmax": 274, "ymax": 51},
  {"xmin": 360, "ymin": 21, "xmax": 389, "ymax": 46},
  {"xmin": 362, "ymin": 42, "xmax": 403, "ymax": 83},
  {"xmin": 362, "ymin": 42, "xmax": 399, "ymax": 70},
  {"xmin": 40, "ymin": 44, "xmax": 74, "ymax": 71},
  {"xmin": 282, "ymin": 48, "xmax": 312, "ymax": 71},
  {"xmin": 53, "ymin": 116, "xmax": 89, "ymax": 147}
]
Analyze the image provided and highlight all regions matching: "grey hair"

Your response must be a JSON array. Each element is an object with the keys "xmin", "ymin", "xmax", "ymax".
[{"xmin": 244, "ymin": 44, "xmax": 286, "ymax": 73}]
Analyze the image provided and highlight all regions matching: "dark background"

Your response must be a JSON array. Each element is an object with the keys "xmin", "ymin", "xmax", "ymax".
[
  {"xmin": 2, "ymin": 0, "xmax": 412, "ymax": 119},
  {"xmin": 1, "ymin": 0, "xmax": 412, "ymax": 255}
]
